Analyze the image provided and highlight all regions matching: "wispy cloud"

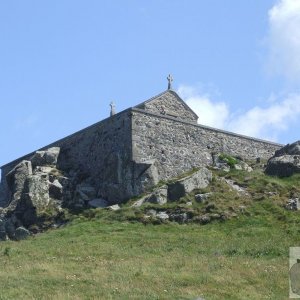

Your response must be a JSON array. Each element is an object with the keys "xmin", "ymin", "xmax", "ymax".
[
  {"xmin": 178, "ymin": 85, "xmax": 300, "ymax": 142},
  {"xmin": 267, "ymin": 0, "xmax": 300, "ymax": 82},
  {"xmin": 14, "ymin": 114, "xmax": 39, "ymax": 130}
]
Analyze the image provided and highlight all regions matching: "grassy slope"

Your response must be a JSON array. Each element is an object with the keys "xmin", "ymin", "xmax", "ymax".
[{"xmin": 0, "ymin": 170, "xmax": 299, "ymax": 299}]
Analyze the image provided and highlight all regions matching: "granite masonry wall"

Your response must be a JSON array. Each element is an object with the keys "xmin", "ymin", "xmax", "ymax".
[
  {"xmin": 131, "ymin": 108, "xmax": 282, "ymax": 181},
  {"xmin": 135, "ymin": 90, "xmax": 198, "ymax": 123},
  {"xmin": 0, "ymin": 109, "xmax": 134, "ymax": 205},
  {"xmin": 0, "ymin": 103, "xmax": 283, "ymax": 206}
]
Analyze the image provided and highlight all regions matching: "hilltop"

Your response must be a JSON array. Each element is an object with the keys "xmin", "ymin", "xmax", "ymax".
[{"xmin": 0, "ymin": 157, "xmax": 299, "ymax": 299}]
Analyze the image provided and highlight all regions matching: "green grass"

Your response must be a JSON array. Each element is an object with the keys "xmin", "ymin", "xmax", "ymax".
[
  {"xmin": 0, "ymin": 202, "xmax": 298, "ymax": 299},
  {"xmin": 0, "ymin": 168, "xmax": 299, "ymax": 299}
]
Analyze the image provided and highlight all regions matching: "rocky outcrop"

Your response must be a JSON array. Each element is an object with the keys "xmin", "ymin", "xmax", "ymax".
[
  {"xmin": 212, "ymin": 153, "xmax": 253, "ymax": 172},
  {"xmin": 265, "ymin": 141, "xmax": 300, "ymax": 177},
  {"xmin": 132, "ymin": 168, "xmax": 212, "ymax": 206},
  {"xmin": 168, "ymin": 168, "xmax": 212, "ymax": 201},
  {"xmin": 6, "ymin": 160, "xmax": 32, "ymax": 208},
  {"xmin": 285, "ymin": 198, "xmax": 299, "ymax": 211},
  {"xmin": 30, "ymin": 147, "xmax": 60, "ymax": 168},
  {"xmin": 0, "ymin": 147, "xmax": 67, "ymax": 240}
]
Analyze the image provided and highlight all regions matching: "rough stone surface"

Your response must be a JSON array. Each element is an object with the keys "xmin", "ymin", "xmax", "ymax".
[
  {"xmin": 156, "ymin": 211, "xmax": 169, "ymax": 220},
  {"xmin": 107, "ymin": 204, "xmax": 120, "ymax": 211},
  {"xmin": 265, "ymin": 141, "xmax": 300, "ymax": 177},
  {"xmin": 274, "ymin": 140, "xmax": 300, "ymax": 156},
  {"xmin": 88, "ymin": 198, "xmax": 109, "ymax": 208},
  {"xmin": 145, "ymin": 186, "xmax": 168, "ymax": 205},
  {"xmin": 14, "ymin": 226, "xmax": 30, "ymax": 241},
  {"xmin": 0, "ymin": 219, "xmax": 7, "ymax": 241},
  {"xmin": 5, "ymin": 160, "xmax": 32, "ymax": 208},
  {"xmin": 195, "ymin": 193, "xmax": 212, "ymax": 203},
  {"xmin": 132, "ymin": 108, "xmax": 280, "ymax": 182},
  {"xmin": 24, "ymin": 174, "xmax": 50, "ymax": 211},
  {"xmin": 168, "ymin": 168, "xmax": 212, "ymax": 201},
  {"xmin": 194, "ymin": 215, "xmax": 211, "ymax": 224},
  {"xmin": 1, "ymin": 90, "xmax": 281, "ymax": 206},
  {"xmin": 49, "ymin": 179, "xmax": 63, "ymax": 200},
  {"xmin": 169, "ymin": 213, "xmax": 188, "ymax": 224},
  {"xmin": 285, "ymin": 198, "xmax": 299, "ymax": 211},
  {"xmin": 265, "ymin": 155, "xmax": 300, "ymax": 177},
  {"xmin": 135, "ymin": 90, "xmax": 198, "ymax": 123},
  {"xmin": 31, "ymin": 147, "xmax": 60, "ymax": 168}
]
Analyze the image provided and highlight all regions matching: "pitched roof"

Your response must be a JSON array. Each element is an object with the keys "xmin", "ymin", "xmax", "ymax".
[{"xmin": 134, "ymin": 89, "xmax": 199, "ymax": 120}]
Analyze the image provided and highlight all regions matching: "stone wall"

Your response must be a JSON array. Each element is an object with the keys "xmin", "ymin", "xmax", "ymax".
[
  {"xmin": 0, "ymin": 109, "xmax": 134, "ymax": 205},
  {"xmin": 135, "ymin": 90, "xmax": 198, "ymax": 123},
  {"xmin": 0, "ymin": 104, "xmax": 283, "ymax": 206},
  {"xmin": 131, "ymin": 108, "xmax": 282, "ymax": 181}
]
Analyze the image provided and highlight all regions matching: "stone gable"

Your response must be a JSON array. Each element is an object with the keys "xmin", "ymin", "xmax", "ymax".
[{"xmin": 135, "ymin": 90, "xmax": 198, "ymax": 123}]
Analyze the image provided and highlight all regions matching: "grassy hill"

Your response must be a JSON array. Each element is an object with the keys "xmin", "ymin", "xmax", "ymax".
[{"xmin": 0, "ymin": 168, "xmax": 299, "ymax": 299}]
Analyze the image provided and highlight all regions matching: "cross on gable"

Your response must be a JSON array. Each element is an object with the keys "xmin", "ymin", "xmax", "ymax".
[{"xmin": 167, "ymin": 74, "xmax": 173, "ymax": 90}]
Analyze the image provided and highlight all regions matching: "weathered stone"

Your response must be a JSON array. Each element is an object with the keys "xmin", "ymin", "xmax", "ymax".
[
  {"xmin": 30, "ymin": 147, "xmax": 60, "ymax": 168},
  {"xmin": 25, "ymin": 174, "xmax": 50, "ymax": 211},
  {"xmin": 275, "ymin": 140, "xmax": 300, "ymax": 156},
  {"xmin": 145, "ymin": 185, "xmax": 168, "ymax": 205},
  {"xmin": 34, "ymin": 166, "xmax": 55, "ymax": 174},
  {"xmin": 265, "ymin": 155, "xmax": 300, "ymax": 177},
  {"xmin": 5, "ymin": 218, "xmax": 16, "ymax": 239},
  {"xmin": 49, "ymin": 179, "xmax": 63, "ymax": 200},
  {"xmin": 0, "ymin": 90, "xmax": 282, "ymax": 206},
  {"xmin": 234, "ymin": 164, "xmax": 243, "ymax": 171},
  {"xmin": 239, "ymin": 205, "xmax": 247, "ymax": 213},
  {"xmin": 156, "ymin": 211, "xmax": 169, "ymax": 220},
  {"xmin": 71, "ymin": 184, "xmax": 97, "ymax": 207},
  {"xmin": 14, "ymin": 226, "xmax": 30, "ymax": 241},
  {"xmin": 77, "ymin": 185, "xmax": 96, "ymax": 199},
  {"xmin": 239, "ymin": 161, "xmax": 253, "ymax": 172},
  {"xmin": 195, "ymin": 193, "xmax": 212, "ymax": 203},
  {"xmin": 107, "ymin": 204, "xmax": 120, "ymax": 211},
  {"xmin": 285, "ymin": 198, "xmax": 299, "ymax": 211},
  {"xmin": 169, "ymin": 213, "xmax": 188, "ymax": 223},
  {"xmin": 265, "ymin": 141, "xmax": 300, "ymax": 177},
  {"xmin": 131, "ymin": 197, "xmax": 147, "ymax": 208},
  {"xmin": 6, "ymin": 160, "xmax": 32, "ymax": 207},
  {"xmin": 88, "ymin": 198, "xmax": 108, "ymax": 208},
  {"xmin": 131, "ymin": 186, "xmax": 168, "ymax": 207},
  {"xmin": 205, "ymin": 203, "xmax": 216, "ymax": 212},
  {"xmin": 194, "ymin": 215, "xmax": 211, "ymax": 224},
  {"xmin": 168, "ymin": 168, "xmax": 212, "ymax": 201},
  {"xmin": 224, "ymin": 178, "xmax": 249, "ymax": 195},
  {"xmin": 0, "ymin": 219, "xmax": 7, "ymax": 241},
  {"xmin": 209, "ymin": 213, "xmax": 221, "ymax": 220},
  {"xmin": 145, "ymin": 209, "xmax": 157, "ymax": 217}
]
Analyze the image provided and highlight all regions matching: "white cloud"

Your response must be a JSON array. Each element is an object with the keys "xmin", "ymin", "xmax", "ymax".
[
  {"xmin": 178, "ymin": 85, "xmax": 300, "ymax": 142},
  {"xmin": 227, "ymin": 93, "xmax": 300, "ymax": 141},
  {"xmin": 267, "ymin": 0, "xmax": 300, "ymax": 81},
  {"xmin": 178, "ymin": 85, "xmax": 229, "ymax": 128}
]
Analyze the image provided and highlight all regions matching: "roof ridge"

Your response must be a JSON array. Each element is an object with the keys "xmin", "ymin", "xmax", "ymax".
[{"xmin": 134, "ymin": 89, "xmax": 199, "ymax": 119}]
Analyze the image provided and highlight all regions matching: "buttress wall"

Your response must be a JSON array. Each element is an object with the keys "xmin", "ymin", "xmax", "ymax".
[{"xmin": 0, "ymin": 109, "xmax": 133, "ymax": 206}]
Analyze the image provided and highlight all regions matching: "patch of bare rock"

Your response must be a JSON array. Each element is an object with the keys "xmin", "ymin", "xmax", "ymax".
[{"xmin": 265, "ymin": 140, "xmax": 300, "ymax": 177}]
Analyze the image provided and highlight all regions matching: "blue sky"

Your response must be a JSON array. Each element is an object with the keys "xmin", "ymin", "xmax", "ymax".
[{"xmin": 1, "ymin": 0, "xmax": 300, "ymax": 166}]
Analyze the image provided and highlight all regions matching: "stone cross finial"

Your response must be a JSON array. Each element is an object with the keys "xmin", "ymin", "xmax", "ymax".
[
  {"xmin": 167, "ymin": 74, "xmax": 173, "ymax": 90},
  {"xmin": 110, "ymin": 101, "xmax": 116, "ymax": 116}
]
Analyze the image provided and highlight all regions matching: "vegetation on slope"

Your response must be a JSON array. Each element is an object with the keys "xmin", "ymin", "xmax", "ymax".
[{"xmin": 0, "ymin": 168, "xmax": 299, "ymax": 299}]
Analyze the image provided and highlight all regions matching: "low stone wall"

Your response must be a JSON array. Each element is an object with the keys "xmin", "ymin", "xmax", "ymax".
[{"xmin": 131, "ymin": 108, "xmax": 282, "ymax": 180}]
